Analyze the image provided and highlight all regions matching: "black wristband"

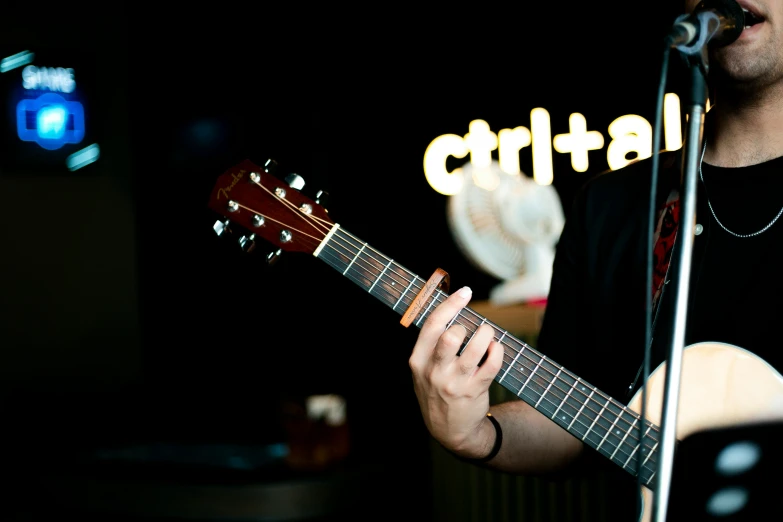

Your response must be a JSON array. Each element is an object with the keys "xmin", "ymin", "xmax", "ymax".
[{"xmin": 462, "ymin": 412, "xmax": 502, "ymax": 463}]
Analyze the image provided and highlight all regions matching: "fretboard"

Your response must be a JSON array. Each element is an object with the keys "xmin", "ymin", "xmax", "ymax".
[{"xmin": 315, "ymin": 225, "xmax": 661, "ymax": 488}]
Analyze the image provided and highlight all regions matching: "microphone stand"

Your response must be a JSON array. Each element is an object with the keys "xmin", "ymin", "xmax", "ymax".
[{"xmin": 651, "ymin": 40, "xmax": 710, "ymax": 522}]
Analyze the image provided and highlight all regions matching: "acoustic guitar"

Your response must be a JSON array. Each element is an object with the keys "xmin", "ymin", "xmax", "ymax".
[{"xmin": 207, "ymin": 159, "xmax": 783, "ymax": 522}]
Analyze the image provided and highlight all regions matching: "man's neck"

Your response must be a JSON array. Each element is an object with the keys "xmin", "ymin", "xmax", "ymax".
[{"xmin": 704, "ymin": 82, "xmax": 783, "ymax": 167}]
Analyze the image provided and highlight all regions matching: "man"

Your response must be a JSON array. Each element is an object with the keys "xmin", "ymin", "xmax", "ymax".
[{"xmin": 408, "ymin": 0, "xmax": 783, "ymax": 519}]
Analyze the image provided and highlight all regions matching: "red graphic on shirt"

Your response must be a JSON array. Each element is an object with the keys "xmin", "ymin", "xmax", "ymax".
[{"xmin": 651, "ymin": 190, "xmax": 680, "ymax": 311}]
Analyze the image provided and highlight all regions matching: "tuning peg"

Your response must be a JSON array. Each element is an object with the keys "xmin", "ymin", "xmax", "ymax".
[
  {"xmin": 264, "ymin": 159, "xmax": 278, "ymax": 174},
  {"xmin": 213, "ymin": 219, "xmax": 232, "ymax": 237},
  {"xmin": 285, "ymin": 173, "xmax": 305, "ymax": 190},
  {"xmin": 238, "ymin": 233, "xmax": 256, "ymax": 253},
  {"xmin": 266, "ymin": 248, "xmax": 282, "ymax": 266},
  {"xmin": 315, "ymin": 190, "xmax": 329, "ymax": 206}
]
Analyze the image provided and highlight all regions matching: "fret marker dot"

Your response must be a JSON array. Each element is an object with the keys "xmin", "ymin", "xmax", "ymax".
[
  {"xmin": 616, "ymin": 430, "xmax": 621, "ymax": 435},
  {"xmin": 562, "ymin": 415, "xmax": 567, "ymax": 421}
]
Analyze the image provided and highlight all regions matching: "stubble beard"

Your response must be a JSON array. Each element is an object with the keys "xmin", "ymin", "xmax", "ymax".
[{"xmin": 709, "ymin": 35, "xmax": 783, "ymax": 102}]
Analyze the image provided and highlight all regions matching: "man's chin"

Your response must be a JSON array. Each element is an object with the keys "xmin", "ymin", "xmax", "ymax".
[{"xmin": 709, "ymin": 52, "xmax": 775, "ymax": 90}]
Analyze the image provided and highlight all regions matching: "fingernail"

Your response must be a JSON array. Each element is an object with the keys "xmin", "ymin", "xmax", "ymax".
[{"xmin": 458, "ymin": 286, "xmax": 472, "ymax": 298}]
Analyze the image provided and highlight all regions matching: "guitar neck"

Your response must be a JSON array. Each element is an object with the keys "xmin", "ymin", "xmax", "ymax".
[{"xmin": 315, "ymin": 225, "xmax": 661, "ymax": 489}]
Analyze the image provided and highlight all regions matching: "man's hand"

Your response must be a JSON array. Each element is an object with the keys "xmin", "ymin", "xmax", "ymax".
[{"xmin": 409, "ymin": 286, "xmax": 505, "ymax": 459}]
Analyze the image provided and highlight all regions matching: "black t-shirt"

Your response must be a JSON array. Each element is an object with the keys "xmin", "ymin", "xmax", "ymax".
[
  {"xmin": 684, "ymin": 155, "xmax": 783, "ymax": 374},
  {"xmin": 531, "ymin": 152, "xmax": 783, "ymax": 520}
]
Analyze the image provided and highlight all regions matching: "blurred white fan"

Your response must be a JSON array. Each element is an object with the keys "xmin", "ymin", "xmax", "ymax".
[{"xmin": 447, "ymin": 160, "xmax": 565, "ymax": 306}]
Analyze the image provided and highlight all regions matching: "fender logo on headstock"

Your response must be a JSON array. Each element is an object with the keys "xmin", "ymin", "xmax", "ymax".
[{"xmin": 217, "ymin": 170, "xmax": 245, "ymax": 200}]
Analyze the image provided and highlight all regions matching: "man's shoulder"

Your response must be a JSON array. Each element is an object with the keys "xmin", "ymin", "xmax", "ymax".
[
  {"xmin": 583, "ymin": 149, "xmax": 681, "ymax": 197},
  {"xmin": 569, "ymin": 150, "xmax": 681, "ymax": 227}
]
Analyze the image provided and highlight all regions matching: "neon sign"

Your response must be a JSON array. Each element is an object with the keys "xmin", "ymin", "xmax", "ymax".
[
  {"xmin": 16, "ymin": 92, "xmax": 85, "ymax": 150},
  {"xmin": 14, "ymin": 65, "xmax": 85, "ymax": 151},
  {"xmin": 21, "ymin": 65, "xmax": 76, "ymax": 93},
  {"xmin": 423, "ymin": 93, "xmax": 685, "ymax": 195}
]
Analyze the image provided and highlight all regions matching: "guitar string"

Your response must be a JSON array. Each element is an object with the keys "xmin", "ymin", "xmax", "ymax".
[
  {"xmin": 318, "ymin": 230, "xmax": 660, "ymax": 462},
  {"xmin": 243, "ymin": 180, "xmax": 660, "ymax": 470}
]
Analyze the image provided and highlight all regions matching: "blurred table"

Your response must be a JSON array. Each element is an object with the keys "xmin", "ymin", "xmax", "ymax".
[{"xmin": 468, "ymin": 300, "xmax": 546, "ymax": 340}]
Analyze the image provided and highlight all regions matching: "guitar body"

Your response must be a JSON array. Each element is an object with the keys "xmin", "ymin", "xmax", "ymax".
[{"xmin": 627, "ymin": 342, "xmax": 783, "ymax": 522}]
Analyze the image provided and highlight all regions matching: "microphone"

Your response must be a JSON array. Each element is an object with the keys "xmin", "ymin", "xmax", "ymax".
[{"xmin": 668, "ymin": 0, "xmax": 745, "ymax": 51}]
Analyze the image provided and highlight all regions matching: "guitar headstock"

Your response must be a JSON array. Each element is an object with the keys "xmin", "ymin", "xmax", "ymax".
[{"xmin": 207, "ymin": 159, "xmax": 334, "ymax": 257}]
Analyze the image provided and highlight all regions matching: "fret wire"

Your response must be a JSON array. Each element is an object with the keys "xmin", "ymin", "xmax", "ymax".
[
  {"xmin": 612, "ymin": 418, "xmax": 638, "ymax": 462},
  {"xmin": 369, "ymin": 259, "xmax": 394, "ymax": 293},
  {"xmin": 342, "ymin": 243, "xmax": 366, "ymax": 275},
  {"xmin": 624, "ymin": 426, "xmax": 651, "ymax": 469},
  {"xmin": 643, "ymin": 442, "xmax": 659, "ymax": 468},
  {"xmin": 498, "ymin": 334, "xmax": 522, "ymax": 384},
  {"xmin": 459, "ymin": 317, "xmax": 487, "ymax": 344},
  {"xmin": 393, "ymin": 277, "xmax": 417, "ymax": 311},
  {"xmin": 583, "ymin": 398, "xmax": 609, "ymax": 442},
  {"xmin": 568, "ymin": 387, "xmax": 594, "ymax": 431},
  {"xmin": 519, "ymin": 354, "xmax": 544, "ymax": 397},
  {"xmin": 536, "ymin": 367, "xmax": 562, "ymax": 409},
  {"xmin": 596, "ymin": 404, "xmax": 623, "ymax": 453},
  {"xmin": 552, "ymin": 376, "xmax": 578, "ymax": 421},
  {"xmin": 416, "ymin": 290, "xmax": 444, "ymax": 327},
  {"xmin": 445, "ymin": 310, "xmax": 460, "ymax": 329}
]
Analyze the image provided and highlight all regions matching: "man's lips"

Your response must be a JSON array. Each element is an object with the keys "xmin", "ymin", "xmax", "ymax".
[
  {"xmin": 740, "ymin": 3, "xmax": 765, "ymax": 28},
  {"xmin": 739, "ymin": 20, "xmax": 764, "ymax": 39},
  {"xmin": 736, "ymin": 4, "xmax": 765, "ymax": 40}
]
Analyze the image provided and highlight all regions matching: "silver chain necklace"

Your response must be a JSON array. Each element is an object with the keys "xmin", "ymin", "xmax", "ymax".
[{"xmin": 699, "ymin": 141, "xmax": 783, "ymax": 238}]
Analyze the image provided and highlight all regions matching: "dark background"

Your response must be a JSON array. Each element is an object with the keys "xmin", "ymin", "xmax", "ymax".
[{"xmin": 1, "ymin": 1, "xmax": 687, "ymax": 520}]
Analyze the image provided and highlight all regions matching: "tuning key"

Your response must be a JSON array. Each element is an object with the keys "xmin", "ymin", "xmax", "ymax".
[
  {"xmin": 264, "ymin": 159, "xmax": 278, "ymax": 174},
  {"xmin": 266, "ymin": 248, "xmax": 282, "ymax": 266},
  {"xmin": 285, "ymin": 173, "xmax": 305, "ymax": 190},
  {"xmin": 316, "ymin": 190, "xmax": 329, "ymax": 206},
  {"xmin": 213, "ymin": 219, "xmax": 232, "ymax": 237},
  {"xmin": 238, "ymin": 233, "xmax": 256, "ymax": 253}
]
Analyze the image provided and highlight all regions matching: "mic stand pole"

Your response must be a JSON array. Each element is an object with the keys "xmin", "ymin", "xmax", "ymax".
[{"xmin": 651, "ymin": 44, "xmax": 709, "ymax": 522}]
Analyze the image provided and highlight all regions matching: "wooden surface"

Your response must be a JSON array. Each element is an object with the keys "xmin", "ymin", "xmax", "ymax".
[{"xmin": 469, "ymin": 300, "xmax": 546, "ymax": 337}]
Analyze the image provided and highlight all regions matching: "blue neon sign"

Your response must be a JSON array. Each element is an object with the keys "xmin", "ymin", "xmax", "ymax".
[{"xmin": 16, "ymin": 92, "xmax": 85, "ymax": 150}]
